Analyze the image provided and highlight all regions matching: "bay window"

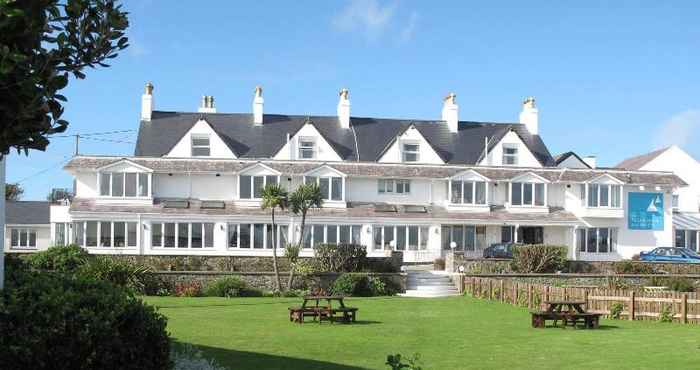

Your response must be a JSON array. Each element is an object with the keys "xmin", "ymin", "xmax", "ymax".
[
  {"xmin": 577, "ymin": 227, "xmax": 617, "ymax": 253},
  {"xmin": 373, "ymin": 225, "xmax": 429, "ymax": 251},
  {"xmin": 73, "ymin": 221, "xmax": 138, "ymax": 247},
  {"xmin": 10, "ymin": 228, "xmax": 37, "ymax": 248},
  {"xmin": 239, "ymin": 174, "xmax": 279, "ymax": 199},
  {"xmin": 151, "ymin": 222, "xmax": 214, "ymax": 248},
  {"xmin": 99, "ymin": 172, "xmax": 150, "ymax": 198},
  {"xmin": 378, "ymin": 179, "xmax": 411, "ymax": 195},
  {"xmin": 450, "ymin": 180, "xmax": 487, "ymax": 205},
  {"xmin": 585, "ymin": 183, "xmax": 622, "ymax": 208},
  {"xmin": 510, "ymin": 182, "xmax": 546, "ymax": 206},
  {"xmin": 305, "ymin": 176, "xmax": 343, "ymax": 201},
  {"xmin": 228, "ymin": 223, "xmax": 289, "ymax": 249}
]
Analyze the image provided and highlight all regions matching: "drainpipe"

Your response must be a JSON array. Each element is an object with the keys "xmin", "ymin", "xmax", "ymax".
[{"xmin": 571, "ymin": 225, "xmax": 578, "ymax": 261}]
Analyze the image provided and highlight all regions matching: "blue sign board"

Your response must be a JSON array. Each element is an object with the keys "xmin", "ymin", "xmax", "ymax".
[{"xmin": 628, "ymin": 192, "xmax": 664, "ymax": 230}]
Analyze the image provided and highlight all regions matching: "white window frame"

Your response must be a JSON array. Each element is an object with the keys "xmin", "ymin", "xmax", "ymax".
[
  {"xmin": 239, "ymin": 174, "xmax": 280, "ymax": 200},
  {"xmin": 449, "ymin": 180, "xmax": 488, "ymax": 205},
  {"xmin": 298, "ymin": 136, "xmax": 316, "ymax": 159},
  {"xmin": 98, "ymin": 172, "xmax": 152, "ymax": 199},
  {"xmin": 150, "ymin": 222, "xmax": 214, "ymax": 249},
  {"xmin": 304, "ymin": 176, "xmax": 344, "ymax": 201},
  {"xmin": 299, "ymin": 224, "xmax": 363, "ymax": 249},
  {"xmin": 584, "ymin": 183, "xmax": 622, "ymax": 209},
  {"xmin": 72, "ymin": 221, "xmax": 139, "ymax": 248},
  {"xmin": 372, "ymin": 225, "xmax": 428, "ymax": 251},
  {"xmin": 402, "ymin": 143, "xmax": 420, "ymax": 162},
  {"xmin": 378, "ymin": 179, "xmax": 411, "ymax": 195},
  {"xmin": 509, "ymin": 182, "xmax": 547, "ymax": 207},
  {"xmin": 10, "ymin": 228, "xmax": 37, "ymax": 249},
  {"xmin": 226, "ymin": 223, "xmax": 291, "ymax": 249},
  {"xmin": 502, "ymin": 145, "xmax": 518, "ymax": 165},
  {"xmin": 672, "ymin": 194, "xmax": 680, "ymax": 210},
  {"xmin": 578, "ymin": 227, "xmax": 617, "ymax": 254},
  {"xmin": 191, "ymin": 134, "xmax": 211, "ymax": 157}
]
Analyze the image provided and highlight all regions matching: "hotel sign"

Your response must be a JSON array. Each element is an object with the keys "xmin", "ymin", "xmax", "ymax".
[{"xmin": 628, "ymin": 192, "xmax": 664, "ymax": 230}]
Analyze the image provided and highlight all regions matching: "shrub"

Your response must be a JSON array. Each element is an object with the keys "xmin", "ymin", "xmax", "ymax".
[
  {"xmin": 26, "ymin": 244, "xmax": 89, "ymax": 273},
  {"xmin": 610, "ymin": 303, "xmax": 624, "ymax": 319},
  {"xmin": 646, "ymin": 276, "xmax": 696, "ymax": 292},
  {"xmin": 386, "ymin": 353, "xmax": 423, "ymax": 370},
  {"xmin": 174, "ymin": 281, "xmax": 203, "ymax": 297},
  {"xmin": 204, "ymin": 276, "xmax": 247, "ymax": 297},
  {"xmin": 330, "ymin": 273, "xmax": 396, "ymax": 296},
  {"xmin": 606, "ymin": 276, "xmax": 630, "ymax": 290},
  {"xmin": 433, "ymin": 258, "xmax": 445, "ymax": 271},
  {"xmin": 510, "ymin": 245, "xmax": 567, "ymax": 273},
  {"xmin": 78, "ymin": 257, "xmax": 153, "ymax": 293},
  {"xmin": 142, "ymin": 274, "xmax": 173, "ymax": 296},
  {"xmin": 659, "ymin": 305, "xmax": 674, "ymax": 323},
  {"xmin": 613, "ymin": 261, "xmax": 656, "ymax": 274},
  {"xmin": 313, "ymin": 243, "xmax": 367, "ymax": 272},
  {"xmin": 0, "ymin": 273, "xmax": 171, "ymax": 370}
]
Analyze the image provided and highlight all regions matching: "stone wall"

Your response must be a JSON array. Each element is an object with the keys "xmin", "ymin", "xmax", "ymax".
[{"xmin": 461, "ymin": 273, "xmax": 700, "ymax": 288}]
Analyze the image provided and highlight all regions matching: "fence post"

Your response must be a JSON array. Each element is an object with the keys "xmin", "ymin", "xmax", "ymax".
[
  {"xmin": 584, "ymin": 290, "xmax": 589, "ymax": 310},
  {"xmin": 563, "ymin": 287, "xmax": 568, "ymax": 301},
  {"xmin": 682, "ymin": 293, "xmax": 688, "ymax": 324},
  {"xmin": 513, "ymin": 283, "xmax": 518, "ymax": 305},
  {"xmin": 545, "ymin": 286, "xmax": 550, "ymax": 303},
  {"xmin": 527, "ymin": 284, "xmax": 533, "ymax": 309},
  {"xmin": 458, "ymin": 274, "xmax": 465, "ymax": 294},
  {"xmin": 489, "ymin": 279, "xmax": 493, "ymax": 300},
  {"xmin": 629, "ymin": 291, "xmax": 636, "ymax": 321},
  {"xmin": 500, "ymin": 280, "xmax": 505, "ymax": 302}
]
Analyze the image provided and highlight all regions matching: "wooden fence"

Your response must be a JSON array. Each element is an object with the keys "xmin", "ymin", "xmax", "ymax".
[{"xmin": 462, "ymin": 277, "xmax": 700, "ymax": 324}]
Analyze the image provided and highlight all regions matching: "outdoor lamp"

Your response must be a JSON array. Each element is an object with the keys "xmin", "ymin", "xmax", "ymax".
[
  {"xmin": 458, "ymin": 266, "xmax": 465, "ymax": 273},
  {"xmin": 450, "ymin": 241, "xmax": 457, "ymax": 250}
]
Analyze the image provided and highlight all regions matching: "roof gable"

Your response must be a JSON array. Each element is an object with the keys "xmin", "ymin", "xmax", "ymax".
[
  {"xmin": 554, "ymin": 152, "xmax": 591, "ymax": 169},
  {"xmin": 97, "ymin": 158, "xmax": 153, "ymax": 172},
  {"xmin": 304, "ymin": 164, "xmax": 346, "ymax": 177},
  {"xmin": 377, "ymin": 124, "xmax": 446, "ymax": 164},
  {"xmin": 272, "ymin": 120, "xmax": 344, "ymax": 161},
  {"xmin": 164, "ymin": 119, "xmax": 237, "ymax": 159},
  {"xmin": 239, "ymin": 162, "xmax": 281, "ymax": 176},
  {"xmin": 511, "ymin": 171, "xmax": 551, "ymax": 183}
]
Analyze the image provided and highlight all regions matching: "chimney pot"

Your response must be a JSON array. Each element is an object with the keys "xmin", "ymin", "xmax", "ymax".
[
  {"xmin": 441, "ymin": 92, "xmax": 459, "ymax": 133},
  {"xmin": 253, "ymin": 86, "xmax": 264, "ymax": 125},
  {"xmin": 198, "ymin": 95, "xmax": 216, "ymax": 113},
  {"xmin": 337, "ymin": 88, "xmax": 351, "ymax": 129},
  {"xmin": 519, "ymin": 96, "xmax": 539, "ymax": 135},
  {"xmin": 141, "ymin": 82, "xmax": 154, "ymax": 121}
]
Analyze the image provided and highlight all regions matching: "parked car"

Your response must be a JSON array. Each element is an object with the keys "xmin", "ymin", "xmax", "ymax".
[
  {"xmin": 639, "ymin": 247, "xmax": 700, "ymax": 263},
  {"xmin": 483, "ymin": 243, "xmax": 522, "ymax": 259}
]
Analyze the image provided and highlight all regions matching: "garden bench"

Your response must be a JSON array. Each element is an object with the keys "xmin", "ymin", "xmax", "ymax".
[
  {"xmin": 331, "ymin": 307, "xmax": 358, "ymax": 323},
  {"xmin": 531, "ymin": 300, "xmax": 601, "ymax": 329}
]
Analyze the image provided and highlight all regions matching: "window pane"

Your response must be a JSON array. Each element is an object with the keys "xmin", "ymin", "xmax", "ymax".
[
  {"xmin": 253, "ymin": 224, "xmax": 264, "ymax": 249},
  {"xmin": 587, "ymin": 228, "xmax": 597, "ymax": 253},
  {"xmin": 125, "ymin": 173, "xmax": 137, "ymax": 197},
  {"xmin": 266, "ymin": 224, "xmax": 274, "ymax": 249},
  {"xmin": 396, "ymin": 226, "xmax": 406, "ymax": 251},
  {"xmin": 178, "ymin": 223, "xmax": 189, "ymax": 248},
  {"xmin": 577, "ymin": 229, "xmax": 586, "ymax": 252},
  {"xmin": 114, "ymin": 222, "xmax": 125, "ymax": 247},
  {"xmin": 419, "ymin": 226, "xmax": 429, "ymax": 250},
  {"xmin": 588, "ymin": 184, "xmax": 599, "ymax": 207},
  {"xmin": 600, "ymin": 185, "xmax": 609, "ymax": 207},
  {"xmin": 675, "ymin": 229, "xmax": 686, "ymax": 248},
  {"xmin": 451, "ymin": 181, "xmax": 463, "ymax": 203},
  {"xmin": 512, "ymin": 183, "xmax": 522, "ymax": 206},
  {"xmin": 266, "ymin": 175, "xmax": 278, "ymax": 186},
  {"xmin": 127, "ymin": 222, "xmax": 137, "ymax": 247},
  {"xmin": 475, "ymin": 182, "xmax": 486, "ymax": 204},
  {"xmin": 465, "ymin": 226, "xmax": 475, "ymax": 251},
  {"xmin": 152, "ymin": 223, "xmax": 162, "ymax": 247},
  {"xmin": 501, "ymin": 226, "xmax": 512, "ymax": 243},
  {"xmin": 74, "ymin": 222, "xmax": 85, "ymax": 246},
  {"xmin": 351, "ymin": 225, "xmax": 361, "ymax": 245},
  {"xmin": 535, "ymin": 183, "xmax": 545, "ymax": 206},
  {"xmin": 192, "ymin": 136, "xmax": 209, "ymax": 146},
  {"xmin": 383, "ymin": 227, "xmax": 394, "ymax": 250},
  {"xmin": 327, "ymin": 225, "xmax": 338, "ymax": 244},
  {"xmin": 453, "ymin": 226, "xmax": 465, "ymax": 249},
  {"xmin": 689, "ymin": 231, "xmax": 697, "ymax": 252},
  {"xmin": 240, "ymin": 176, "xmax": 251, "ymax": 199},
  {"xmin": 408, "ymin": 226, "xmax": 418, "ymax": 251},
  {"xmin": 253, "ymin": 176, "xmax": 264, "ymax": 198},
  {"xmin": 138, "ymin": 173, "xmax": 149, "ymax": 197},
  {"xmin": 279, "ymin": 225, "xmax": 289, "ymax": 248},
  {"xmin": 112, "ymin": 173, "xmax": 124, "ymax": 197},
  {"xmin": 192, "ymin": 147, "xmax": 210, "ymax": 156},
  {"xmin": 100, "ymin": 173, "xmax": 111, "ymax": 196},
  {"xmin": 378, "ymin": 179, "xmax": 386, "ymax": 193},
  {"xmin": 599, "ymin": 228, "xmax": 609, "ymax": 253},
  {"xmin": 203, "ymin": 223, "xmax": 214, "ymax": 248},
  {"xmin": 55, "ymin": 224, "xmax": 66, "ymax": 246},
  {"xmin": 523, "ymin": 183, "xmax": 533, "ymax": 205},
  {"xmin": 28, "ymin": 231, "xmax": 36, "ymax": 247},
  {"xmin": 442, "ymin": 226, "xmax": 451, "ymax": 250},
  {"xmin": 610, "ymin": 228, "xmax": 617, "ymax": 252},
  {"xmin": 191, "ymin": 223, "xmax": 202, "ymax": 248},
  {"xmin": 374, "ymin": 226, "xmax": 383, "ymax": 250},
  {"xmin": 319, "ymin": 178, "xmax": 330, "ymax": 200},
  {"xmin": 339, "ymin": 225, "xmax": 351, "ymax": 244},
  {"xmin": 164, "ymin": 223, "xmax": 175, "ymax": 247},
  {"xmin": 579, "ymin": 184, "xmax": 586, "ymax": 205},
  {"xmin": 331, "ymin": 177, "xmax": 342, "ymax": 200},
  {"xmin": 313, "ymin": 225, "xmax": 324, "ymax": 247},
  {"xmin": 99, "ymin": 222, "xmax": 111, "ymax": 247},
  {"xmin": 228, "ymin": 224, "xmax": 238, "ymax": 248},
  {"xmin": 239, "ymin": 224, "xmax": 251, "ymax": 248},
  {"xmin": 611, "ymin": 185, "xmax": 621, "ymax": 207},
  {"xmin": 464, "ymin": 182, "xmax": 474, "ymax": 204},
  {"xmin": 302, "ymin": 226, "xmax": 312, "ymax": 249},
  {"xmin": 19, "ymin": 230, "xmax": 27, "ymax": 247},
  {"xmin": 476, "ymin": 226, "xmax": 486, "ymax": 250},
  {"xmin": 10, "ymin": 229, "xmax": 18, "ymax": 246}
]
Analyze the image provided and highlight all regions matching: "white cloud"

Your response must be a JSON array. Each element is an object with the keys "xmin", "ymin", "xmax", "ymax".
[
  {"xmin": 332, "ymin": 0, "xmax": 416, "ymax": 42},
  {"xmin": 654, "ymin": 109, "xmax": 700, "ymax": 149}
]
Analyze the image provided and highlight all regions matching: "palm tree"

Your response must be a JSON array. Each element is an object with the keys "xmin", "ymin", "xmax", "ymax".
[
  {"xmin": 287, "ymin": 182, "xmax": 323, "ymax": 290},
  {"xmin": 261, "ymin": 183, "xmax": 288, "ymax": 292}
]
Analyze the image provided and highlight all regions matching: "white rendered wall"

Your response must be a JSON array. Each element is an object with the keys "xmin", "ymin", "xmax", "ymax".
[
  {"xmin": 557, "ymin": 155, "xmax": 589, "ymax": 169},
  {"xmin": 273, "ymin": 124, "xmax": 342, "ymax": 161},
  {"xmin": 378, "ymin": 126, "xmax": 445, "ymax": 164},
  {"xmin": 345, "ymin": 177, "xmax": 433, "ymax": 205},
  {"xmin": 479, "ymin": 131, "xmax": 542, "ymax": 167},
  {"xmin": 640, "ymin": 146, "xmax": 700, "ymax": 213},
  {"xmin": 75, "ymin": 172, "xmax": 98, "ymax": 198},
  {"xmin": 165, "ymin": 120, "xmax": 236, "ymax": 159}
]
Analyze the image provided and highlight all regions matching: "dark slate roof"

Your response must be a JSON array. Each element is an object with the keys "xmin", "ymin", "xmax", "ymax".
[
  {"xmin": 553, "ymin": 151, "xmax": 591, "ymax": 168},
  {"xmin": 135, "ymin": 111, "xmax": 554, "ymax": 165},
  {"xmin": 64, "ymin": 156, "xmax": 688, "ymax": 187},
  {"xmin": 615, "ymin": 147, "xmax": 670, "ymax": 170},
  {"xmin": 6, "ymin": 201, "xmax": 50, "ymax": 225}
]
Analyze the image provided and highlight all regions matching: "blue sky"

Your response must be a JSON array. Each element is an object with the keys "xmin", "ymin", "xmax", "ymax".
[{"xmin": 7, "ymin": 0, "xmax": 700, "ymax": 200}]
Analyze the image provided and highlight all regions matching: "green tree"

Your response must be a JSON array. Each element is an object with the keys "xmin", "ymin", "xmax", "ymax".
[
  {"xmin": 5, "ymin": 183, "xmax": 23, "ymax": 200},
  {"xmin": 261, "ymin": 183, "xmax": 288, "ymax": 292},
  {"xmin": 287, "ymin": 183, "xmax": 323, "ymax": 290},
  {"xmin": 0, "ymin": 0, "xmax": 129, "ymax": 155}
]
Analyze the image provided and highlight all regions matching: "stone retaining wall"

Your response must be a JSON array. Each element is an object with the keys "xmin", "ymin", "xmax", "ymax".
[{"xmin": 461, "ymin": 273, "xmax": 700, "ymax": 288}]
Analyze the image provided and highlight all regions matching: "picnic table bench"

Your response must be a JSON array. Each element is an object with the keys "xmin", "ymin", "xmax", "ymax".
[
  {"xmin": 531, "ymin": 300, "xmax": 601, "ymax": 329},
  {"xmin": 288, "ymin": 295, "xmax": 358, "ymax": 324}
]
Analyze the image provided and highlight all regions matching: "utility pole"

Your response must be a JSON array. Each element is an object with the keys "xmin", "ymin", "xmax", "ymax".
[
  {"xmin": 0, "ymin": 156, "xmax": 5, "ymax": 290},
  {"xmin": 74, "ymin": 134, "xmax": 80, "ymax": 156}
]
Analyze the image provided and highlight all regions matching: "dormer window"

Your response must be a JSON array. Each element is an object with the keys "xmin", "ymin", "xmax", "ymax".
[
  {"xmin": 240, "ymin": 175, "xmax": 278, "ymax": 199},
  {"xmin": 584, "ymin": 183, "xmax": 622, "ymax": 208},
  {"xmin": 503, "ymin": 145, "xmax": 518, "ymax": 165},
  {"xmin": 99, "ymin": 172, "xmax": 150, "ymax": 198},
  {"xmin": 510, "ymin": 182, "xmax": 546, "ymax": 206},
  {"xmin": 402, "ymin": 143, "xmax": 420, "ymax": 162},
  {"xmin": 378, "ymin": 179, "xmax": 411, "ymax": 195},
  {"xmin": 191, "ymin": 134, "xmax": 210, "ymax": 156},
  {"xmin": 305, "ymin": 176, "xmax": 343, "ymax": 201},
  {"xmin": 450, "ymin": 180, "xmax": 487, "ymax": 205},
  {"xmin": 298, "ymin": 137, "xmax": 316, "ymax": 159}
]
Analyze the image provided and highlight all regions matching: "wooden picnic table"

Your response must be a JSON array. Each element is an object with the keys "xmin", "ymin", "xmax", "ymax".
[
  {"xmin": 532, "ymin": 300, "xmax": 600, "ymax": 329},
  {"xmin": 289, "ymin": 295, "xmax": 358, "ymax": 324}
]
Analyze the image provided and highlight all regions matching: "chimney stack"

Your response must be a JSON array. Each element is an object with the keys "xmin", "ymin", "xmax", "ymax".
[
  {"xmin": 141, "ymin": 82, "xmax": 154, "ymax": 121},
  {"xmin": 253, "ymin": 86, "xmax": 264, "ymax": 125},
  {"xmin": 198, "ymin": 95, "xmax": 216, "ymax": 113},
  {"xmin": 583, "ymin": 155, "xmax": 597, "ymax": 169},
  {"xmin": 442, "ymin": 92, "xmax": 458, "ymax": 133},
  {"xmin": 337, "ymin": 88, "xmax": 351, "ymax": 128},
  {"xmin": 519, "ymin": 96, "xmax": 539, "ymax": 135}
]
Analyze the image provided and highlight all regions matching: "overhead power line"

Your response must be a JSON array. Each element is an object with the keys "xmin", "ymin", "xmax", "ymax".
[{"xmin": 14, "ymin": 155, "xmax": 73, "ymax": 184}]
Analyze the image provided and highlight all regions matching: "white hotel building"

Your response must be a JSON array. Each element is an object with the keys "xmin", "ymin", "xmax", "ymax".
[{"xmin": 42, "ymin": 84, "xmax": 684, "ymax": 262}]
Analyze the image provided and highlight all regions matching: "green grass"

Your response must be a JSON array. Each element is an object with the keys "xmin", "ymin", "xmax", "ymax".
[{"xmin": 145, "ymin": 295, "xmax": 700, "ymax": 370}]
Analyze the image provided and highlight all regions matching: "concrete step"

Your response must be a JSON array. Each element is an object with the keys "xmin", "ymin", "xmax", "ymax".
[
  {"xmin": 406, "ymin": 280, "xmax": 454, "ymax": 286},
  {"xmin": 405, "ymin": 286, "xmax": 459, "ymax": 292},
  {"xmin": 399, "ymin": 290, "xmax": 462, "ymax": 298}
]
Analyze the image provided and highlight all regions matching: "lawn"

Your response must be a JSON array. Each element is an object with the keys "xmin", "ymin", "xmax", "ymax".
[{"xmin": 145, "ymin": 295, "xmax": 700, "ymax": 370}]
